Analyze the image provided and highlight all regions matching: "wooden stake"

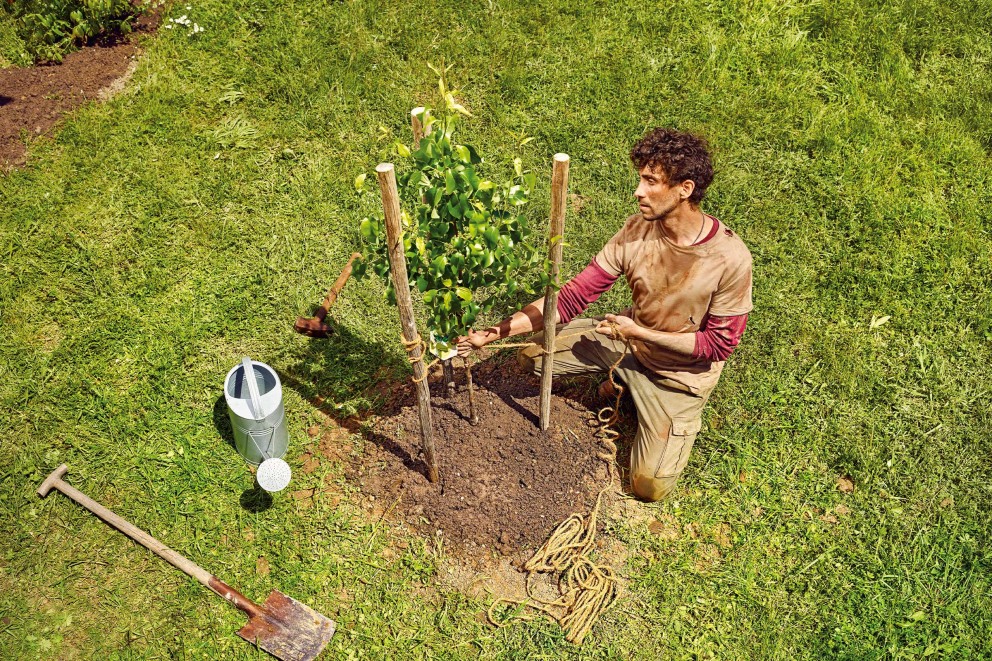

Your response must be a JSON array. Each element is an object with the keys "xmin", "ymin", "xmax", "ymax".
[
  {"xmin": 377, "ymin": 162, "xmax": 439, "ymax": 483},
  {"xmin": 465, "ymin": 358, "xmax": 479, "ymax": 425},
  {"xmin": 411, "ymin": 107, "xmax": 431, "ymax": 148},
  {"xmin": 442, "ymin": 359, "xmax": 456, "ymax": 399},
  {"xmin": 539, "ymin": 153, "xmax": 570, "ymax": 431}
]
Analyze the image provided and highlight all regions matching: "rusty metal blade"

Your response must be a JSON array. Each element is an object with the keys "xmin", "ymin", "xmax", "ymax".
[{"xmin": 237, "ymin": 590, "xmax": 335, "ymax": 661}]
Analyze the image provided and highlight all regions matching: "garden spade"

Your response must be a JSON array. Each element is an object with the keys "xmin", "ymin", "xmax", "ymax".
[{"xmin": 38, "ymin": 464, "xmax": 335, "ymax": 661}]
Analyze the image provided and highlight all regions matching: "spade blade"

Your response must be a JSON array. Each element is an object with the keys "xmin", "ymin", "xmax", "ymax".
[{"xmin": 237, "ymin": 590, "xmax": 335, "ymax": 661}]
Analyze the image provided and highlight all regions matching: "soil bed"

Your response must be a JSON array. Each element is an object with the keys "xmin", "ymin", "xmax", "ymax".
[
  {"xmin": 350, "ymin": 355, "xmax": 614, "ymax": 558},
  {"xmin": 0, "ymin": 11, "xmax": 158, "ymax": 170}
]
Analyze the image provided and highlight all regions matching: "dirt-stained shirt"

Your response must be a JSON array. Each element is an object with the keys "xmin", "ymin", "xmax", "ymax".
[{"xmin": 595, "ymin": 213, "xmax": 753, "ymax": 396}]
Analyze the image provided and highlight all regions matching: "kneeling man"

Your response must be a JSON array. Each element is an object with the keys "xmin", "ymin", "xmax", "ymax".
[{"xmin": 458, "ymin": 128, "xmax": 753, "ymax": 501}]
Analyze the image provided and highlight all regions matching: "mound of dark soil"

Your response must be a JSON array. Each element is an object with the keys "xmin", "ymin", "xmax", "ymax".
[{"xmin": 350, "ymin": 356, "xmax": 614, "ymax": 557}]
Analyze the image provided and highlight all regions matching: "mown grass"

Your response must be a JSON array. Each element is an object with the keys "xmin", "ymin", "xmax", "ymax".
[{"xmin": 2, "ymin": 0, "xmax": 991, "ymax": 658}]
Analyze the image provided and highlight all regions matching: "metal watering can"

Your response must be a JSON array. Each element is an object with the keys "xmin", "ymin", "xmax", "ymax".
[{"xmin": 224, "ymin": 357, "xmax": 291, "ymax": 492}]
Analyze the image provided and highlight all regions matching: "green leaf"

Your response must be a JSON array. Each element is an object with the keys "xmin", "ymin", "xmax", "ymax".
[
  {"xmin": 513, "ymin": 157, "xmax": 523, "ymax": 177},
  {"xmin": 455, "ymin": 145, "xmax": 471, "ymax": 163},
  {"xmin": 445, "ymin": 170, "xmax": 456, "ymax": 194},
  {"xmin": 354, "ymin": 173, "xmax": 366, "ymax": 192},
  {"xmin": 396, "ymin": 142, "xmax": 411, "ymax": 158},
  {"xmin": 523, "ymin": 171, "xmax": 536, "ymax": 193},
  {"xmin": 508, "ymin": 185, "xmax": 528, "ymax": 206},
  {"xmin": 359, "ymin": 218, "xmax": 377, "ymax": 241},
  {"xmin": 465, "ymin": 168, "xmax": 481, "ymax": 191},
  {"xmin": 455, "ymin": 287, "xmax": 473, "ymax": 301},
  {"xmin": 444, "ymin": 92, "xmax": 473, "ymax": 116},
  {"xmin": 483, "ymin": 226, "xmax": 500, "ymax": 246}
]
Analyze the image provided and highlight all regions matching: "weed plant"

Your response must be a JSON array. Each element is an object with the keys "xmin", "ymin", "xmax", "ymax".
[{"xmin": 1, "ymin": 0, "xmax": 990, "ymax": 658}]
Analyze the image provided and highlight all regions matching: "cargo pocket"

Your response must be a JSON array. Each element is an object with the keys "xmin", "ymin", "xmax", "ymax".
[{"xmin": 654, "ymin": 416, "xmax": 702, "ymax": 478}]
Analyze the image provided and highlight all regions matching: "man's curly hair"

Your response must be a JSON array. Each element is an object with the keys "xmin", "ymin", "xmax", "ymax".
[{"xmin": 630, "ymin": 128, "xmax": 714, "ymax": 205}]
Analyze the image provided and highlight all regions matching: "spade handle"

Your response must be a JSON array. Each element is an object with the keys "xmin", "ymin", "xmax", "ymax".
[{"xmin": 38, "ymin": 464, "xmax": 263, "ymax": 618}]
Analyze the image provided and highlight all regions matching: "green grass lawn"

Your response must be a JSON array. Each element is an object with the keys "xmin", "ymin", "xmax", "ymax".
[{"xmin": 2, "ymin": 0, "xmax": 991, "ymax": 657}]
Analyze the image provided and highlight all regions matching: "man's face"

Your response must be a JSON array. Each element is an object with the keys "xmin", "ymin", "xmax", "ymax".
[{"xmin": 633, "ymin": 165, "xmax": 692, "ymax": 221}]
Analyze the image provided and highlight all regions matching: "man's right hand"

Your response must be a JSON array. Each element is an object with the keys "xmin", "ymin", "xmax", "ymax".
[{"xmin": 456, "ymin": 329, "xmax": 496, "ymax": 357}]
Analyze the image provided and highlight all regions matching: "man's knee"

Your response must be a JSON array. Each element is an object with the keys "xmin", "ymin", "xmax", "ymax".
[
  {"xmin": 630, "ymin": 472, "xmax": 678, "ymax": 503},
  {"xmin": 516, "ymin": 344, "xmax": 543, "ymax": 373}
]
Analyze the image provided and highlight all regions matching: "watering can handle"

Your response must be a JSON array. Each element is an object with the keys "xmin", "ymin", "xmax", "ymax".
[{"xmin": 241, "ymin": 357, "xmax": 264, "ymax": 421}]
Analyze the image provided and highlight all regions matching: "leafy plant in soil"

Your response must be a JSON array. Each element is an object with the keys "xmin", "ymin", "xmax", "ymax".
[
  {"xmin": 5, "ymin": 0, "xmax": 140, "ymax": 62},
  {"xmin": 353, "ymin": 91, "xmax": 550, "ymax": 356}
]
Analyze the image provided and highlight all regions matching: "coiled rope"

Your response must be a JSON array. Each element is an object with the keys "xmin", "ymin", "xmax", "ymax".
[
  {"xmin": 485, "ymin": 323, "xmax": 629, "ymax": 644},
  {"xmin": 400, "ymin": 334, "xmax": 439, "ymax": 383},
  {"xmin": 399, "ymin": 323, "xmax": 629, "ymax": 643}
]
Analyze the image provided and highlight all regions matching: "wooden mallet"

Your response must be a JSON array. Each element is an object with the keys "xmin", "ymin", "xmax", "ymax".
[{"xmin": 294, "ymin": 252, "xmax": 362, "ymax": 338}]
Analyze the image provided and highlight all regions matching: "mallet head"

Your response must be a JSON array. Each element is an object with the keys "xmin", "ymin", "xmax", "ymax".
[
  {"xmin": 37, "ymin": 464, "xmax": 69, "ymax": 498},
  {"xmin": 293, "ymin": 317, "xmax": 334, "ymax": 338}
]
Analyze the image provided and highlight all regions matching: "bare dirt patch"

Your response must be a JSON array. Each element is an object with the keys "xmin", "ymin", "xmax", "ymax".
[
  {"xmin": 0, "ymin": 13, "xmax": 157, "ymax": 170},
  {"xmin": 345, "ymin": 355, "xmax": 618, "ymax": 560}
]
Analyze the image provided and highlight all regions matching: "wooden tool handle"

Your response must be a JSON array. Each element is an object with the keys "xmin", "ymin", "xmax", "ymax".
[
  {"xmin": 314, "ymin": 252, "xmax": 362, "ymax": 322},
  {"xmin": 38, "ymin": 465, "xmax": 263, "ymax": 618}
]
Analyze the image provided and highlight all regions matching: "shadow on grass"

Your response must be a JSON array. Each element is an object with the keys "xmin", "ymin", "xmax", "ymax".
[
  {"xmin": 213, "ymin": 395, "xmax": 276, "ymax": 512},
  {"xmin": 212, "ymin": 395, "xmax": 237, "ymax": 452},
  {"xmin": 240, "ymin": 483, "xmax": 273, "ymax": 512},
  {"xmin": 278, "ymin": 319, "xmax": 433, "ymax": 478}
]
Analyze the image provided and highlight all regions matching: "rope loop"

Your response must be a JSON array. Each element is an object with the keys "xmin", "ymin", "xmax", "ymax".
[
  {"xmin": 400, "ymin": 332, "xmax": 439, "ymax": 383},
  {"xmin": 397, "ymin": 321, "xmax": 631, "ymax": 643},
  {"xmin": 486, "ymin": 321, "xmax": 630, "ymax": 644}
]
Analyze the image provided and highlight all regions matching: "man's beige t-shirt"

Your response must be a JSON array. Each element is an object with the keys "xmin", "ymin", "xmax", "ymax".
[{"xmin": 595, "ymin": 213, "xmax": 753, "ymax": 396}]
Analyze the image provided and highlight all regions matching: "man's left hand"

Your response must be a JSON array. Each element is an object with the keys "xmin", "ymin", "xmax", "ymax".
[{"xmin": 595, "ymin": 314, "xmax": 640, "ymax": 341}]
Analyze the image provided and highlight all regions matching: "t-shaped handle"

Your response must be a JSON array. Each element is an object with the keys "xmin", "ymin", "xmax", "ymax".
[{"xmin": 37, "ymin": 464, "xmax": 69, "ymax": 497}]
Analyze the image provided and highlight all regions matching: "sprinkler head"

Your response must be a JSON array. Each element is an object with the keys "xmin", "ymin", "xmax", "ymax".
[{"xmin": 257, "ymin": 458, "xmax": 292, "ymax": 493}]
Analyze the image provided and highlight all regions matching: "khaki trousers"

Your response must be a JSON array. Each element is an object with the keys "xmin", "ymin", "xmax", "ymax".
[{"xmin": 519, "ymin": 319, "xmax": 709, "ymax": 502}]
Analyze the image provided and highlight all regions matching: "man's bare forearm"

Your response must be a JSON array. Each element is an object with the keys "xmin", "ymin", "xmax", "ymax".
[
  {"xmin": 633, "ymin": 327, "xmax": 696, "ymax": 356},
  {"xmin": 475, "ymin": 296, "xmax": 555, "ymax": 345},
  {"xmin": 598, "ymin": 314, "xmax": 696, "ymax": 356}
]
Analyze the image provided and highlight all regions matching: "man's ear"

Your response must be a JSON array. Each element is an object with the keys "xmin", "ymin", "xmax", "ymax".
[{"xmin": 679, "ymin": 179, "xmax": 696, "ymax": 201}]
